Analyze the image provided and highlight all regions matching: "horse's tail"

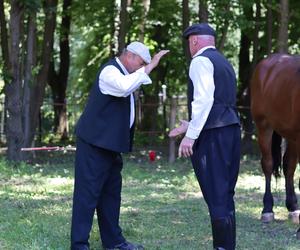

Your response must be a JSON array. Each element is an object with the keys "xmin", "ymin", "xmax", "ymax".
[{"xmin": 272, "ymin": 131, "xmax": 282, "ymax": 178}]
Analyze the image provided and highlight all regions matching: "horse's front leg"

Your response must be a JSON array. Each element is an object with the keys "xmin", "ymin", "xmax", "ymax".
[
  {"xmin": 258, "ymin": 130, "xmax": 275, "ymax": 222},
  {"xmin": 284, "ymin": 141, "xmax": 300, "ymax": 224},
  {"xmin": 262, "ymin": 168, "xmax": 274, "ymax": 222}
]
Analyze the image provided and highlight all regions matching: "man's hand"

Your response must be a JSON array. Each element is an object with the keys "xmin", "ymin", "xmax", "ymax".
[
  {"xmin": 178, "ymin": 136, "xmax": 195, "ymax": 158},
  {"xmin": 169, "ymin": 120, "xmax": 189, "ymax": 137},
  {"xmin": 145, "ymin": 50, "xmax": 169, "ymax": 74}
]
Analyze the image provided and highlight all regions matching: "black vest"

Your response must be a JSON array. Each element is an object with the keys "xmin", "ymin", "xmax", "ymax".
[
  {"xmin": 188, "ymin": 48, "xmax": 240, "ymax": 130},
  {"xmin": 76, "ymin": 58, "xmax": 134, "ymax": 153}
]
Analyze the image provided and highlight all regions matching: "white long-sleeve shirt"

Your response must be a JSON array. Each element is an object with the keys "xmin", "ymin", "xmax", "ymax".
[
  {"xmin": 99, "ymin": 57, "xmax": 152, "ymax": 127},
  {"xmin": 186, "ymin": 46, "xmax": 215, "ymax": 139}
]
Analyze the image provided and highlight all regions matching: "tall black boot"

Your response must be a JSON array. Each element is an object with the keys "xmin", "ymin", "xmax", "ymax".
[
  {"xmin": 229, "ymin": 211, "xmax": 236, "ymax": 249},
  {"xmin": 211, "ymin": 216, "xmax": 234, "ymax": 250}
]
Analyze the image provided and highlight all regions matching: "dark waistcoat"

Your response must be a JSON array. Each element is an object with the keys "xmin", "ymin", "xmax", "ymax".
[
  {"xmin": 188, "ymin": 48, "xmax": 240, "ymax": 130},
  {"xmin": 76, "ymin": 58, "xmax": 134, "ymax": 153}
]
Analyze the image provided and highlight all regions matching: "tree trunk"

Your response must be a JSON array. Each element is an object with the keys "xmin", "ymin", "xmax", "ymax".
[
  {"xmin": 134, "ymin": 0, "xmax": 151, "ymax": 128},
  {"xmin": 198, "ymin": 0, "xmax": 208, "ymax": 22},
  {"xmin": 48, "ymin": 0, "xmax": 72, "ymax": 141},
  {"xmin": 182, "ymin": 0, "xmax": 190, "ymax": 119},
  {"xmin": 168, "ymin": 96, "xmax": 177, "ymax": 163},
  {"xmin": 5, "ymin": 0, "xmax": 24, "ymax": 161},
  {"xmin": 266, "ymin": 0, "xmax": 273, "ymax": 55},
  {"xmin": 0, "ymin": 0, "xmax": 11, "ymax": 77},
  {"xmin": 22, "ymin": 12, "xmax": 37, "ymax": 149},
  {"xmin": 141, "ymin": 23, "xmax": 169, "ymax": 135},
  {"xmin": 252, "ymin": 0, "xmax": 261, "ymax": 67},
  {"xmin": 182, "ymin": 0, "xmax": 190, "ymax": 62},
  {"xmin": 238, "ymin": 32, "xmax": 253, "ymax": 154},
  {"xmin": 238, "ymin": 3, "xmax": 254, "ymax": 155},
  {"xmin": 26, "ymin": 0, "xmax": 57, "ymax": 146},
  {"xmin": 277, "ymin": 0, "xmax": 289, "ymax": 53},
  {"xmin": 217, "ymin": 3, "xmax": 230, "ymax": 51},
  {"xmin": 139, "ymin": 0, "xmax": 150, "ymax": 42},
  {"xmin": 0, "ymin": 0, "xmax": 10, "ymax": 147},
  {"xmin": 110, "ymin": 1, "xmax": 116, "ymax": 56},
  {"xmin": 118, "ymin": 0, "xmax": 128, "ymax": 54},
  {"xmin": 142, "ymin": 60, "xmax": 169, "ymax": 135}
]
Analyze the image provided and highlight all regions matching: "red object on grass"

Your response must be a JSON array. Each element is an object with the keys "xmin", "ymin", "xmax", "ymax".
[{"xmin": 149, "ymin": 150, "xmax": 156, "ymax": 162}]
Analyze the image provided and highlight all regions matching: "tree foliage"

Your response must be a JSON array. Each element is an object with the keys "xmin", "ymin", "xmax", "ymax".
[{"xmin": 0, "ymin": 0, "xmax": 300, "ymax": 161}]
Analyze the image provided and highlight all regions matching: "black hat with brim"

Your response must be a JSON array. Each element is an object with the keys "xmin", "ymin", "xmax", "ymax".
[{"xmin": 183, "ymin": 23, "xmax": 216, "ymax": 39}]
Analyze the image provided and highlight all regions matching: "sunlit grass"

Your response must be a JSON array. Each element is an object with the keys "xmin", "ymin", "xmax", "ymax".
[{"xmin": 0, "ymin": 155, "xmax": 300, "ymax": 249}]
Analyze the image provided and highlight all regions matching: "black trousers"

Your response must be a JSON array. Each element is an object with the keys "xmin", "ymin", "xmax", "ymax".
[
  {"xmin": 191, "ymin": 125, "xmax": 240, "ymax": 249},
  {"xmin": 71, "ymin": 137, "xmax": 125, "ymax": 249}
]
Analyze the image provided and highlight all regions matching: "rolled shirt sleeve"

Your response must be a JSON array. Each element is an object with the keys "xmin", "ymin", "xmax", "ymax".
[
  {"xmin": 186, "ymin": 55, "xmax": 215, "ymax": 139},
  {"xmin": 99, "ymin": 64, "xmax": 152, "ymax": 97}
]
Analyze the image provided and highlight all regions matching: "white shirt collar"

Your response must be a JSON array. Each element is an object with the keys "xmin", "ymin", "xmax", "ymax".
[
  {"xmin": 193, "ymin": 46, "xmax": 216, "ymax": 58},
  {"xmin": 116, "ymin": 57, "xmax": 129, "ymax": 75}
]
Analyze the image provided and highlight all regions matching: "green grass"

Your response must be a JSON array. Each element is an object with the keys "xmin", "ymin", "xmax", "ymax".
[{"xmin": 0, "ymin": 152, "xmax": 300, "ymax": 250}]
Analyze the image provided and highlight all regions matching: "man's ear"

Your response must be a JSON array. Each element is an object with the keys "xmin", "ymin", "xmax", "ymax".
[{"xmin": 192, "ymin": 37, "xmax": 197, "ymax": 45}]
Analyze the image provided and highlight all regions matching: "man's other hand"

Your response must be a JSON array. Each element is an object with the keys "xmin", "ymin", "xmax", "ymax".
[{"xmin": 169, "ymin": 120, "xmax": 189, "ymax": 137}]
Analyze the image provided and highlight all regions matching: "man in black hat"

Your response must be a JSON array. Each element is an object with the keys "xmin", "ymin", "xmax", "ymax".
[{"xmin": 169, "ymin": 23, "xmax": 241, "ymax": 250}]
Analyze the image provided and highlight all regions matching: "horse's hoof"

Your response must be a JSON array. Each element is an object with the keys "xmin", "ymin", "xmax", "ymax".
[
  {"xmin": 261, "ymin": 212, "xmax": 274, "ymax": 223},
  {"xmin": 288, "ymin": 210, "xmax": 300, "ymax": 224}
]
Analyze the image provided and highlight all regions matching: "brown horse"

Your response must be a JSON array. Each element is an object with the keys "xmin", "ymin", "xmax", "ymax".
[{"xmin": 250, "ymin": 54, "xmax": 300, "ymax": 237}]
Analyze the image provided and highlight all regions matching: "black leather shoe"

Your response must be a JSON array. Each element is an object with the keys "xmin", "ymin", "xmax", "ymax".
[{"xmin": 105, "ymin": 241, "xmax": 144, "ymax": 250}]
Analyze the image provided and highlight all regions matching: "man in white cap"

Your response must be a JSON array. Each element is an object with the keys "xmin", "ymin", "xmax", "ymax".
[{"xmin": 71, "ymin": 42, "xmax": 169, "ymax": 250}]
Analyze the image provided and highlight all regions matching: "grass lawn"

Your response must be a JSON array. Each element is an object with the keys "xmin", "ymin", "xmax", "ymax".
[{"xmin": 0, "ymin": 151, "xmax": 300, "ymax": 250}]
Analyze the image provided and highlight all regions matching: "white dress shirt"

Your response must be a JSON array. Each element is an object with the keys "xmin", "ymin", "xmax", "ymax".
[
  {"xmin": 99, "ymin": 57, "xmax": 152, "ymax": 127},
  {"xmin": 186, "ymin": 46, "xmax": 215, "ymax": 140}
]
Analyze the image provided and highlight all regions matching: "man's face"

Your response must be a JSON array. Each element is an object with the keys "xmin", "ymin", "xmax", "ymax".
[{"xmin": 126, "ymin": 53, "xmax": 146, "ymax": 73}]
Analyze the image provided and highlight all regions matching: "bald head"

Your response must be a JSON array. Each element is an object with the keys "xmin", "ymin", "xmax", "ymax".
[{"xmin": 188, "ymin": 34, "xmax": 215, "ymax": 57}]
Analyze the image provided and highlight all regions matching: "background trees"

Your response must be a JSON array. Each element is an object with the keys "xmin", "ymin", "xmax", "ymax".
[{"xmin": 0, "ymin": 0, "xmax": 299, "ymax": 161}]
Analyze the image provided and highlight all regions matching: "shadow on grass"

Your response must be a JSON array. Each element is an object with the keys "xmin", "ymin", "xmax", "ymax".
[{"xmin": 1, "ymin": 154, "xmax": 300, "ymax": 250}]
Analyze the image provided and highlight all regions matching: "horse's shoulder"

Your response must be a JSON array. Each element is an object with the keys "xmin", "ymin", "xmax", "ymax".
[{"xmin": 266, "ymin": 53, "xmax": 300, "ymax": 64}]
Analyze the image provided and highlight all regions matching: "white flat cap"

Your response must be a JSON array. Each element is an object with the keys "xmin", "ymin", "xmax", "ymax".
[{"xmin": 126, "ymin": 41, "xmax": 151, "ymax": 64}]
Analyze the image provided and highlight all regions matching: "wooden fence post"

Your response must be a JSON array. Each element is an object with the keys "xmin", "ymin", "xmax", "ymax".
[
  {"xmin": 0, "ymin": 100, "xmax": 5, "ymax": 143},
  {"xmin": 168, "ymin": 96, "xmax": 177, "ymax": 163}
]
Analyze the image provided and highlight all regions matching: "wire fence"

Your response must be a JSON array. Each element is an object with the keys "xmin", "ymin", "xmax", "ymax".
[
  {"xmin": 0, "ymin": 96, "xmax": 256, "ymax": 156},
  {"xmin": 0, "ymin": 96, "xmax": 189, "ymax": 143}
]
